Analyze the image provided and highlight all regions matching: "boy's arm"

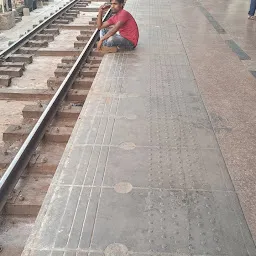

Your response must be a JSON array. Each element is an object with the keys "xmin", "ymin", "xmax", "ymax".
[{"xmin": 97, "ymin": 5, "xmax": 111, "ymax": 29}]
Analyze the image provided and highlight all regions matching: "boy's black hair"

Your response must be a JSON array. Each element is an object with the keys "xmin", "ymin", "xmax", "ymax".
[{"xmin": 112, "ymin": 0, "xmax": 124, "ymax": 4}]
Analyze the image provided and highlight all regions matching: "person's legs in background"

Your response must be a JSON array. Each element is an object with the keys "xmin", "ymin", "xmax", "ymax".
[{"xmin": 248, "ymin": 0, "xmax": 256, "ymax": 19}]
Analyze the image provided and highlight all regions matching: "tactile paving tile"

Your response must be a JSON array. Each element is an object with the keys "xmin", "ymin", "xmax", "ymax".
[
  {"xmin": 82, "ymin": 95, "xmax": 150, "ymax": 119},
  {"xmin": 181, "ymin": 147, "xmax": 234, "ymax": 191},
  {"xmin": 58, "ymin": 146, "xmax": 185, "ymax": 188},
  {"xmin": 74, "ymin": 116, "xmax": 218, "ymax": 149},
  {"xmin": 82, "ymin": 95, "xmax": 208, "ymax": 121},
  {"xmin": 89, "ymin": 188, "xmax": 255, "ymax": 256},
  {"xmin": 56, "ymin": 144, "xmax": 233, "ymax": 190},
  {"xmin": 91, "ymin": 76, "xmax": 200, "ymax": 98},
  {"xmin": 97, "ymin": 53, "xmax": 194, "ymax": 80},
  {"xmin": 188, "ymin": 190, "xmax": 256, "ymax": 256},
  {"xmin": 135, "ymin": 44, "xmax": 185, "ymax": 54},
  {"xmin": 150, "ymin": 63, "xmax": 195, "ymax": 82},
  {"xmin": 91, "ymin": 188, "xmax": 189, "ymax": 254},
  {"xmin": 92, "ymin": 53, "xmax": 198, "ymax": 98},
  {"xmin": 149, "ymin": 54, "xmax": 190, "ymax": 66}
]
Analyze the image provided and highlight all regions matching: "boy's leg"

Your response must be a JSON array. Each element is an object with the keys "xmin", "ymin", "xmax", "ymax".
[
  {"xmin": 104, "ymin": 34, "xmax": 134, "ymax": 50},
  {"xmin": 100, "ymin": 29, "xmax": 120, "ymax": 48}
]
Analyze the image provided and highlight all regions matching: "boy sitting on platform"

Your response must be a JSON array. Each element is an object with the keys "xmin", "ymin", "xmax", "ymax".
[{"xmin": 96, "ymin": 0, "xmax": 139, "ymax": 52}]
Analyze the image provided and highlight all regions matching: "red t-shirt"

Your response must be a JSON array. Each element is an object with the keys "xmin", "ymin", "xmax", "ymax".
[{"xmin": 107, "ymin": 9, "xmax": 139, "ymax": 47}]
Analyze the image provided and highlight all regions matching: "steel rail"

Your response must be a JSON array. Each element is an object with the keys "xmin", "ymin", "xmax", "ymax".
[
  {"xmin": 0, "ymin": 8, "xmax": 112, "ymax": 212},
  {"xmin": 0, "ymin": 0, "xmax": 82, "ymax": 59}
]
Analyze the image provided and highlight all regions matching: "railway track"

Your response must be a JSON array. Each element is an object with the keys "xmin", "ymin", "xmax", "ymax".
[
  {"xmin": 0, "ymin": 1, "xmax": 111, "ymax": 254},
  {"xmin": 0, "ymin": 0, "xmax": 102, "ymax": 87}
]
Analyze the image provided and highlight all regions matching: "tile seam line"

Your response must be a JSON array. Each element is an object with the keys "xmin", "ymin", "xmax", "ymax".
[
  {"xmin": 42, "ymin": 184, "xmax": 237, "ymax": 193},
  {"xmin": 172, "ymin": 1, "xmax": 256, "ymax": 250},
  {"xmin": 52, "ymin": 117, "xmax": 98, "ymax": 248},
  {"xmin": 92, "ymin": 67, "xmax": 120, "ymax": 243},
  {"xmin": 22, "ymin": 117, "xmax": 81, "ymax": 250},
  {"xmin": 88, "ymin": 99, "xmax": 117, "ymax": 249},
  {"xmin": 65, "ymin": 146, "xmax": 93, "ymax": 247},
  {"xmin": 77, "ymin": 54, "xmax": 118, "ymax": 249},
  {"xmin": 24, "ymin": 247, "xmax": 223, "ymax": 255},
  {"xmin": 73, "ymin": 145, "xmax": 220, "ymax": 150},
  {"xmin": 88, "ymin": 54, "xmax": 120, "ymax": 248}
]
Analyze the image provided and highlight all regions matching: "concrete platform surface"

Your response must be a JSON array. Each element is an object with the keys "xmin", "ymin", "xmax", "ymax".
[{"xmin": 22, "ymin": 0, "xmax": 256, "ymax": 255}]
